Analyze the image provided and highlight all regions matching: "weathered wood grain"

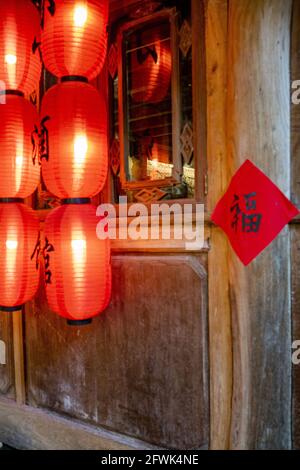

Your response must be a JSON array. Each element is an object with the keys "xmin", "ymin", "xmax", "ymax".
[
  {"xmin": 227, "ymin": 0, "xmax": 292, "ymax": 449},
  {"xmin": 0, "ymin": 397, "xmax": 160, "ymax": 450},
  {"xmin": 291, "ymin": 0, "xmax": 300, "ymax": 207},
  {"xmin": 291, "ymin": 0, "xmax": 300, "ymax": 450},
  {"xmin": 292, "ymin": 227, "xmax": 300, "ymax": 449},
  {"xmin": 25, "ymin": 254, "xmax": 209, "ymax": 450},
  {"xmin": 0, "ymin": 314, "xmax": 15, "ymax": 399},
  {"xmin": 205, "ymin": 0, "xmax": 232, "ymax": 450}
]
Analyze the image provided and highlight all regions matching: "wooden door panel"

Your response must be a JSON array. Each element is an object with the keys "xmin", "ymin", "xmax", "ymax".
[{"xmin": 25, "ymin": 254, "xmax": 209, "ymax": 449}]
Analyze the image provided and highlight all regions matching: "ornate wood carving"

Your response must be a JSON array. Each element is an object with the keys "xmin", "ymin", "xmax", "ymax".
[
  {"xmin": 108, "ymin": 43, "xmax": 118, "ymax": 80},
  {"xmin": 110, "ymin": 138, "xmax": 121, "ymax": 176},
  {"xmin": 178, "ymin": 20, "xmax": 192, "ymax": 58},
  {"xmin": 180, "ymin": 122, "xmax": 194, "ymax": 164},
  {"xmin": 134, "ymin": 187, "xmax": 167, "ymax": 203}
]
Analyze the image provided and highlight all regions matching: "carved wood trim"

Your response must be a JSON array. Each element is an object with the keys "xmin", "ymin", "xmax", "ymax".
[{"xmin": 179, "ymin": 20, "xmax": 192, "ymax": 58}]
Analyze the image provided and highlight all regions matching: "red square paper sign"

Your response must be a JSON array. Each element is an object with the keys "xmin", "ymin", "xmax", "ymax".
[{"xmin": 211, "ymin": 159, "xmax": 299, "ymax": 265}]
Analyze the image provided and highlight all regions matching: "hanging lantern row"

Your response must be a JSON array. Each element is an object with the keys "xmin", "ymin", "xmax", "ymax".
[
  {"xmin": 0, "ymin": 0, "xmax": 111, "ymax": 324},
  {"xmin": 0, "ymin": 0, "xmax": 42, "ymax": 313},
  {"xmin": 39, "ymin": 0, "xmax": 111, "ymax": 325}
]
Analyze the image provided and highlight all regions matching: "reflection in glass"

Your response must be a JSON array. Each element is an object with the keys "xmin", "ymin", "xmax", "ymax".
[
  {"xmin": 110, "ymin": 2, "xmax": 196, "ymax": 201},
  {"xmin": 126, "ymin": 20, "xmax": 173, "ymax": 183}
]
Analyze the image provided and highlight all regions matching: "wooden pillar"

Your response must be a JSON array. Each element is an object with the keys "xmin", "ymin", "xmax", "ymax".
[
  {"xmin": 206, "ymin": 0, "xmax": 232, "ymax": 450},
  {"xmin": 12, "ymin": 309, "xmax": 25, "ymax": 405},
  {"xmin": 227, "ymin": 0, "xmax": 292, "ymax": 449}
]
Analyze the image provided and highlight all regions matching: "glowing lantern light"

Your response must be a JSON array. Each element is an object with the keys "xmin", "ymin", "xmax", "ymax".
[
  {"xmin": 0, "ymin": 0, "xmax": 41, "ymax": 95},
  {"xmin": 0, "ymin": 93, "xmax": 40, "ymax": 199},
  {"xmin": 40, "ymin": 80, "xmax": 108, "ymax": 199},
  {"xmin": 0, "ymin": 203, "xmax": 40, "ymax": 312},
  {"xmin": 41, "ymin": 0, "xmax": 109, "ymax": 80},
  {"xmin": 44, "ymin": 203, "xmax": 111, "ymax": 325},
  {"xmin": 151, "ymin": 141, "xmax": 171, "ymax": 164},
  {"xmin": 74, "ymin": 4, "xmax": 88, "ymax": 27},
  {"xmin": 131, "ymin": 26, "xmax": 172, "ymax": 104},
  {"xmin": 5, "ymin": 54, "xmax": 17, "ymax": 66}
]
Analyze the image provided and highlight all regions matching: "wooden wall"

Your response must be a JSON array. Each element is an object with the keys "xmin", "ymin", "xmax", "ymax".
[
  {"xmin": 205, "ymin": 0, "xmax": 294, "ymax": 450},
  {"xmin": 24, "ymin": 254, "xmax": 209, "ymax": 449},
  {"xmin": 291, "ymin": 0, "xmax": 300, "ymax": 450},
  {"xmin": 227, "ymin": 0, "xmax": 292, "ymax": 449}
]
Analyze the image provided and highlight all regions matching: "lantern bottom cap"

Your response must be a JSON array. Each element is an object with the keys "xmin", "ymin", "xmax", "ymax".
[
  {"xmin": 61, "ymin": 76, "xmax": 88, "ymax": 83},
  {"xmin": 62, "ymin": 198, "xmax": 91, "ymax": 205},
  {"xmin": 0, "ymin": 305, "xmax": 23, "ymax": 312},
  {"xmin": 67, "ymin": 319, "xmax": 92, "ymax": 326}
]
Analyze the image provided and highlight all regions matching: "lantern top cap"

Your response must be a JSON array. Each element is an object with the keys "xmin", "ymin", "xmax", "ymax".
[
  {"xmin": 67, "ymin": 319, "xmax": 93, "ymax": 326},
  {"xmin": 0, "ymin": 305, "xmax": 23, "ymax": 312},
  {"xmin": 0, "ymin": 90, "xmax": 24, "ymax": 97}
]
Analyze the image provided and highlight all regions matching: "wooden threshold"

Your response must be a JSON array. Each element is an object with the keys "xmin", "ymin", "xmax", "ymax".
[{"xmin": 0, "ymin": 397, "xmax": 160, "ymax": 450}]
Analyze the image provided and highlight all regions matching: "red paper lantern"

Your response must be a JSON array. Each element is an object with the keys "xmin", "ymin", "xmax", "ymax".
[
  {"xmin": 41, "ymin": 0, "xmax": 108, "ymax": 80},
  {"xmin": 0, "ymin": 203, "xmax": 40, "ymax": 311},
  {"xmin": 40, "ymin": 80, "xmax": 108, "ymax": 199},
  {"xmin": 0, "ymin": 0, "xmax": 41, "ymax": 95},
  {"xmin": 44, "ymin": 203, "xmax": 111, "ymax": 324},
  {"xmin": 0, "ymin": 93, "xmax": 40, "ymax": 199},
  {"xmin": 131, "ymin": 26, "xmax": 172, "ymax": 104}
]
